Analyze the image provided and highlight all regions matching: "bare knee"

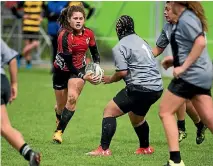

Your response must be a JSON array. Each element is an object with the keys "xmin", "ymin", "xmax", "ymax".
[
  {"xmin": 159, "ymin": 103, "xmax": 170, "ymax": 120},
  {"xmin": 66, "ymin": 93, "xmax": 78, "ymax": 110}
]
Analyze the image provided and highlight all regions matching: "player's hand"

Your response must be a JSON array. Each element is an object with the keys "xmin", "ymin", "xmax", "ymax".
[
  {"xmin": 102, "ymin": 75, "xmax": 111, "ymax": 84},
  {"xmin": 161, "ymin": 56, "xmax": 174, "ymax": 70},
  {"xmin": 9, "ymin": 83, "xmax": 18, "ymax": 104},
  {"xmin": 173, "ymin": 66, "xmax": 185, "ymax": 79},
  {"xmin": 83, "ymin": 72, "xmax": 99, "ymax": 85}
]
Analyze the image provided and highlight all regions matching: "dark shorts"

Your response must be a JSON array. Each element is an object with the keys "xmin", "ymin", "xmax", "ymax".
[
  {"xmin": 1, "ymin": 74, "xmax": 11, "ymax": 105},
  {"xmin": 23, "ymin": 31, "xmax": 39, "ymax": 41},
  {"xmin": 52, "ymin": 67, "xmax": 85, "ymax": 90},
  {"xmin": 168, "ymin": 78, "xmax": 212, "ymax": 99},
  {"xmin": 113, "ymin": 85, "xmax": 163, "ymax": 116}
]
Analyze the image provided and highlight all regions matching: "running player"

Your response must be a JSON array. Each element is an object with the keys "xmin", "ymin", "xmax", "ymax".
[
  {"xmin": 153, "ymin": 1, "xmax": 206, "ymax": 144},
  {"xmin": 159, "ymin": 2, "xmax": 213, "ymax": 166},
  {"xmin": 1, "ymin": 39, "xmax": 41, "ymax": 166},
  {"xmin": 52, "ymin": 5, "xmax": 101, "ymax": 144}
]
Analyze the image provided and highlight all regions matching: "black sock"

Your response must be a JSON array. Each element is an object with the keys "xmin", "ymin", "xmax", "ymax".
[
  {"xmin": 100, "ymin": 117, "xmax": 116, "ymax": 150},
  {"xmin": 195, "ymin": 121, "xmax": 204, "ymax": 131},
  {"xmin": 134, "ymin": 120, "xmax": 149, "ymax": 148},
  {"xmin": 170, "ymin": 151, "xmax": 181, "ymax": 163},
  {"xmin": 56, "ymin": 113, "xmax": 61, "ymax": 121},
  {"xmin": 19, "ymin": 143, "xmax": 33, "ymax": 161},
  {"xmin": 177, "ymin": 120, "xmax": 185, "ymax": 131},
  {"xmin": 56, "ymin": 107, "xmax": 74, "ymax": 132}
]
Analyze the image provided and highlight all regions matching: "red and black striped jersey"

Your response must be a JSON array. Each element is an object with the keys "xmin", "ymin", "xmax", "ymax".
[{"xmin": 55, "ymin": 27, "xmax": 96, "ymax": 71}]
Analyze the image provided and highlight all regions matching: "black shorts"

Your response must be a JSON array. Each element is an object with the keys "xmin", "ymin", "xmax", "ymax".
[
  {"xmin": 52, "ymin": 67, "xmax": 85, "ymax": 90},
  {"xmin": 23, "ymin": 31, "xmax": 39, "ymax": 41},
  {"xmin": 1, "ymin": 74, "xmax": 11, "ymax": 105},
  {"xmin": 113, "ymin": 85, "xmax": 163, "ymax": 116},
  {"xmin": 168, "ymin": 78, "xmax": 211, "ymax": 99}
]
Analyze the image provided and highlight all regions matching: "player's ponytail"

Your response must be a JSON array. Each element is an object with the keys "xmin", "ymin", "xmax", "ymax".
[
  {"xmin": 176, "ymin": 1, "xmax": 208, "ymax": 32},
  {"xmin": 58, "ymin": 7, "xmax": 72, "ymax": 31}
]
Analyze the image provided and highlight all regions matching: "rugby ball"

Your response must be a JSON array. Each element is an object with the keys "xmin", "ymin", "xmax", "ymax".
[{"xmin": 85, "ymin": 63, "xmax": 104, "ymax": 84}]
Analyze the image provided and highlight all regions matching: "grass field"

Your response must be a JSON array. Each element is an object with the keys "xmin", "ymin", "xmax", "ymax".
[{"xmin": 1, "ymin": 69, "xmax": 213, "ymax": 166}]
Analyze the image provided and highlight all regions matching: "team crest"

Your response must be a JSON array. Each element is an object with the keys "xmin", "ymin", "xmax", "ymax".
[{"xmin": 86, "ymin": 38, "xmax": 90, "ymax": 45}]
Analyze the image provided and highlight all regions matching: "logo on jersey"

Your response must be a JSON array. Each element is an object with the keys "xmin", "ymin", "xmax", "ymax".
[{"xmin": 86, "ymin": 38, "xmax": 90, "ymax": 45}]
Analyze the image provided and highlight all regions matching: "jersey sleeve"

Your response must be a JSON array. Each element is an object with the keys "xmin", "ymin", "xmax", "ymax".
[
  {"xmin": 1, "ymin": 39, "xmax": 18, "ymax": 64},
  {"xmin": 179, "ymin": 19, "xmax": 204, "ymax": 42},
  {"xmin": 112, "ymin": 44, "xmax": 128, "ymax": 71},
  {"xmin": 156, "ymin": 24, "xmax": 170, "ymax": 48},
  {"xmin": 89, "ymin": 29, "xmax": 96, "ymax": 47},
  {"xmin": 57, "ymin": 30, "xmax": 73, "ymax": 54}
]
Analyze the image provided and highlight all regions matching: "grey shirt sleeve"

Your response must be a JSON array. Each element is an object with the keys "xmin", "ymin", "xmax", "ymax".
[
  {"xmin": 112, "ymin": 44, "xmax": 128, "ymax": 71},
  {"xmin": 156, "ymin": 24, "xmax": 170, "ymax": 48},
  {"xmin": 1, "ymin": 39, "xmax": 18, "ymax": 65},
  {"xmin": 179, "ymin": 19, "xmax": 203, "ymax": 42}
]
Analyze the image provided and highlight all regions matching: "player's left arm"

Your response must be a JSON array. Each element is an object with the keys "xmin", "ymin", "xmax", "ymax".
[
  {"xmin": 103, "ymin": 45, "xmax": 128, "ymax": 84},
  {"xmin": 88, "ymin": 30, "xmax": 100, "ymax": 64}
]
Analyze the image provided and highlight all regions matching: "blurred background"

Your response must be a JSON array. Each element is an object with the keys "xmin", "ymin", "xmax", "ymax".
[{"xmin": 1, "ymin": 1, "xmax": 213, "ymax": 75}]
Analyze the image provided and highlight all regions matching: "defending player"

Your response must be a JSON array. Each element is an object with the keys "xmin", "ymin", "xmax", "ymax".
[
  {"xmin": 1, "ymin": 39, "xmax": 41, "ymax": 166},
  {"xmin": 159, "ymin": 2, "xmax": 213, "ymax": 165},
  {"xmin": 87, "ymin": 15, "xmax": 163, "ymax": 156},
  {"xmin": 153, "ymin": 1, "xmax": 206, "ymax": 144}
]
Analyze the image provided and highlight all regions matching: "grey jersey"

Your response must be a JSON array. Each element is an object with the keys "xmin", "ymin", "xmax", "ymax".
[
  {"xmin": 156, "ymin": 22, "xmax": 173, "ymax": 48},
  {"xmin": 1, "ymin": 39, "xmax": 18, "ymax": 75},
  {"xmin": 171, "ymin": 10, "xmax": 213, "ymax": 89},
  {"xmin": 112, "ymin": 34, "xmax": 163, "ymax": 91}
]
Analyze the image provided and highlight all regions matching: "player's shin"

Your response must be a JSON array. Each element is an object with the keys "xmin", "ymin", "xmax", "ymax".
[
  {"xmin": 56, "ymin": 107, "xmax": 75, "ymax": 132},
  {"xmin": 100, "ymin": 117, "xmax": 117, "ymax": 150},
  {"xmin": 134, "ymin": 120, "xmax": 149, "ymax": 148}
]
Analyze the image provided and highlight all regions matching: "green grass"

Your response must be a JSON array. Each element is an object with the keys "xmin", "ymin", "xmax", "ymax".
[{"xmin": 2, "ymin": 69, "xmax": 213, "ymax": 166}]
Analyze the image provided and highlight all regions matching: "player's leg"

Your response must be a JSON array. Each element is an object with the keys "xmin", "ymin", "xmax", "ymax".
[
  {"xmin": 185, "ymin": 100, "xmax": 207, "ymax": 144},
  {"xmin": 54, "ymin": 89, "xmax": 68, "ymax": 127},
  {"xmin": 128, "ymin": 112, "xmax": 154, "ymax": 154},
  {"xmin": 128, "ymin": 89, "xmax": 162, "ymax": 155},
  {"xmin": 53, "ymin": 77, "xmax": 85, "ymax": 143},
  {"xmin": 159, "ymin": 90, "xmax": 186, "ymax": 165},
  {"xmin": 176, "ymin": 103, "xmax": 187, "ymax": 142},
  {"xmin": 1, "ymin": 105, "xmax": 40, "ymax": 166},
  {"xmin": 87, "ymin": 88, "xmax": 129, "ymax": 156},
  {"xmin": 52, "ymin": 71, "xmax": 68, "ymax": 127},
  {"xmin": 191, "ymin": 94, "xmax": 213, "ymax": 133}
]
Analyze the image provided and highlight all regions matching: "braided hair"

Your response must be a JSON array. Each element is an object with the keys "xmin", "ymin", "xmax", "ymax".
[{"xmin": 116, "ymin": 15, "xmax": 135, "ymax": 40}]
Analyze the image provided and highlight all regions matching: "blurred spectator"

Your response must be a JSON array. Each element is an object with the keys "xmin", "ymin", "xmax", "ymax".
[{"xmin": 13, "ymin": 1, "xmax": 45, "ymax": 69}]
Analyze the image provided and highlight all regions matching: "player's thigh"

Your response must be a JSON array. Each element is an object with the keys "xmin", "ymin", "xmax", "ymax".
[
  {"xmin": 67, "ymin": 77, "xmax": 85, "ymax": 101},
  {"xmin": 191, "ymin": 94, "xmax": 213, "ymax": 126},
  {"xmin": 1, "ymin": 105, "xmax": 12, "ymax": 136},
  {"xmin": 130, "ymin": 90, "xmax": 163, "ymax": 117},
  {"xmin": 53, "ymin": 71, "xmax": 69, "ymax": 107},
  {"xmin": 54, "ymin": 89, "xmax": 68, "ymax": 107},
  {"xmin": 111, "ymin": 88, "xmax": 133, "ymax": 116},
  {"xmin": 159, "ymin": 90, "xmax": 186, "ymax": 117},
  {"xmin": 104, "ymin": 99, "xmax": 125, "ymax": 118}
]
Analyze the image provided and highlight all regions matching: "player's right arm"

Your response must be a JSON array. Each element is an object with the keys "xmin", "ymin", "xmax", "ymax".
[{"xmin": 152, "ymin": 24, "xmax": 170, "ymax": 57}]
